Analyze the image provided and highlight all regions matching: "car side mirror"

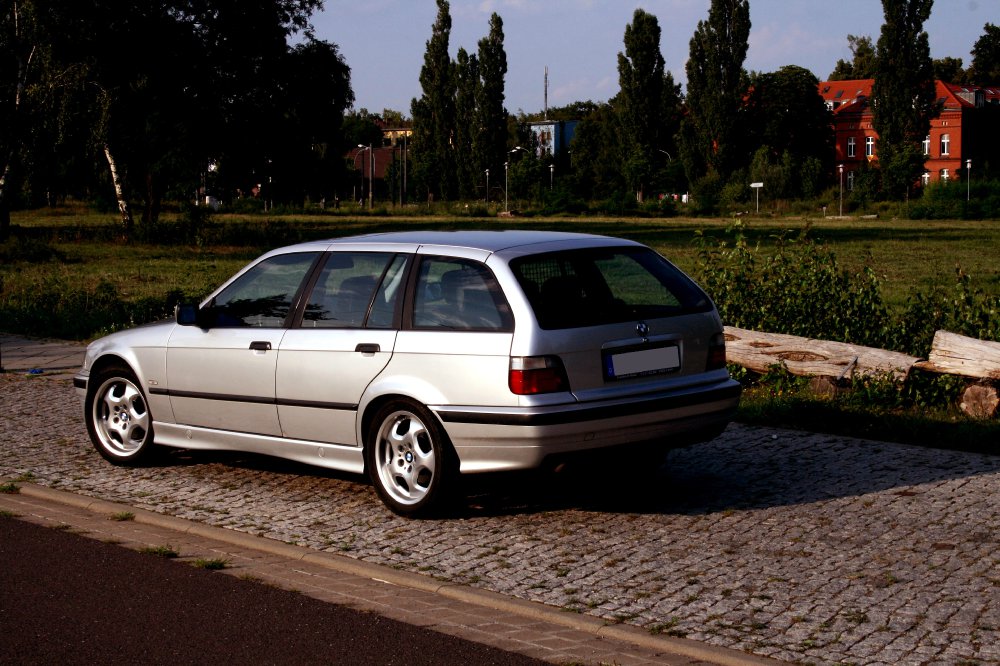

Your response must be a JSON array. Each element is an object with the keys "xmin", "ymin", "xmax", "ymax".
[{"xmin": 175, "ymin": 303, "xmax": 214, "ymax": 329}]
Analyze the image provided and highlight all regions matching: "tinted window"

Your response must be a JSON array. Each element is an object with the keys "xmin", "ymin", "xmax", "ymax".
[
  {"xmin": 511, "ymin": 247, "xmax": 711, "ymax": 329},
  {"xmin": 302, "ymin": 252, "xmax": 403, "ymax": 329},
  {"xmin": 412, "ymin": 257, "xmax": 512, "ymax": 331},
  {"xmin": 209, "ymin": 252, "xmax": 319, "ymax": 327}
]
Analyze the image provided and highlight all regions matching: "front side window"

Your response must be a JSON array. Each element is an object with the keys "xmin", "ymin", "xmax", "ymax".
[
  {"xmin": 209, "ymin": 252, "xmax": 320, "ymax": 327},
  {"xmin": 941, "ymin": 168, "xmax": 950, "ymax": 181},
  {"xmin": 412, "ymin": 257, "xmax": 512, "ymax": 331},
  {"xmin": 847, "ymin": 137, "xmax": 856, "ymax": 157},
  {"xmin": 940, "ymin": 133, "xmax": 951, "ymax": 156},
  {"xmin": 512, "ymin": 247, "xmax": 711, "ymax": 330},
  {"xmin": 865, "ymin": 136, "xmax": 875, "ymax": 157},
  {"xmin": 302, "ymin": 252, "xmax": 405, "ymax": 329},
  {"xmin": 922, "ymin": 135, "xmax": 930, "ymax": 155},
  {"xmin": 847, "ymin": 171, "xmax": 855, "ymax": 191}
]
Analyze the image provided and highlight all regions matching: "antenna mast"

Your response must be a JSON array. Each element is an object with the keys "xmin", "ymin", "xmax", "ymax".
[{"xmin": 544, "ymin": 66, "xmax": 548, "ymax": 120}]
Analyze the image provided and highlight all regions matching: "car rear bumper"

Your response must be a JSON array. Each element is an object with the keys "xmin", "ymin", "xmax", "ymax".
[{"xmin": 435, "ymin": 378, "xmax": 741, "ymax": 472}]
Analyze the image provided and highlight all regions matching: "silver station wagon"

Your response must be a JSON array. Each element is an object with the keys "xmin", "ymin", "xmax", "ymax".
[{"xmin": 75, "ymin": 230, "xmax": 740, "ymax": 515}]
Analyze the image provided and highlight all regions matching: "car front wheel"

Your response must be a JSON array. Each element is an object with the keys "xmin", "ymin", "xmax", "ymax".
[
  {"xmin": 367, "ymin": 400, "xmax": 454, "ymax": 517},
  {"xmin": 86, "ymin": 363, "xmax": 156, "ymax": 464}
]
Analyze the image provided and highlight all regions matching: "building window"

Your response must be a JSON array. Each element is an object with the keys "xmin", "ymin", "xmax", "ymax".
[
  {"xmin": 865, "ymin": 136, "xmax": 875, "ymax": 157},
  {"xmin": 940, "ymin": 169, "xmax": 950, "ymax": 181},
  {"xmin": 922, "ymin": 136, "xmax": 930, "ymax": 155},
  {"xmin": 847, "ymin": 137, "xmax": 856, "ymax": 158},
  {"xmin": 921, "ymin": 172, "xmax": 930, "ymax": 186},
  {"xmin": 940, "ymin": 133, "xmax": 950, "ymax": 156},
  {"xmin": 847, "ymin": 171, "xmax": 855, "ymax": 191}
]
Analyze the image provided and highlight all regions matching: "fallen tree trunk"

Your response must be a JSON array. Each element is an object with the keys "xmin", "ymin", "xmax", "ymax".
[
  {"xmin": 724, "ymin": 326, "xmax": 921, "ymax": 381},
  {"xmin": 959, "ymin": 384, "xmax": 999, "ymax": 419},
  {"xmin": 913, "ymin": 330, "xmax": 1000, "ymax": 380}
]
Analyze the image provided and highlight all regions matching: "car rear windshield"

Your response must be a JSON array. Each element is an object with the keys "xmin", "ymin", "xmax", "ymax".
[{"xmin": 511, "ymin": 246, "xmax": 712, "ymax": 329}]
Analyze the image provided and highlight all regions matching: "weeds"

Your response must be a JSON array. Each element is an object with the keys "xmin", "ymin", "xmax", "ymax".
[{"xmin": 139, "ymin": 545, "xmax": 179, "ymax": 558}]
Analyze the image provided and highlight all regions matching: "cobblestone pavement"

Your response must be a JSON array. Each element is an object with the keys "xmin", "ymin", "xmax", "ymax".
[{"xmin": 3, "ymin": 373, "xmax": 999, "ymax": 665}]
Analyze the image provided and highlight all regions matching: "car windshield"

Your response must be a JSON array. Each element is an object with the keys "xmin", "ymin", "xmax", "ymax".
[{"xmin": 511, "ymin": 246, "xmax": 711, "ymax": 329}]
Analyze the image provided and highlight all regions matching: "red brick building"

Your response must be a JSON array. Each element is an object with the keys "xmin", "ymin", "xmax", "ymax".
[{"xmin": 818, "ymin": 78, "xmax": 1000, "ymax": 189}]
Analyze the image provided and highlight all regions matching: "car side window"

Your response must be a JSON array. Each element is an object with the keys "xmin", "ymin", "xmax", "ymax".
[
  {"xmin": 411, "ymin": 257, "xmax": 512, "ymax": 331},
  {"xmin": 302, "ymin": 252, "xmax": 402, "ymax": 329},
  {"xmin": 209, "ymin": 252, "xmax": 320, "ymax": 327}
]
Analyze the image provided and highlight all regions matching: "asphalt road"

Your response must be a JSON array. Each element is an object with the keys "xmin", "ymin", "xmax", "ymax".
[{"xmin": 0, "ymin": 517, "xmax": 545, "ymax": 666}]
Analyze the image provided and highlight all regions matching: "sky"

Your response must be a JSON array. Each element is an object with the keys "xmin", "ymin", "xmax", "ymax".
[{"xmin": 311, "ymin": 0, "xmax": 994, "ymax": 116}]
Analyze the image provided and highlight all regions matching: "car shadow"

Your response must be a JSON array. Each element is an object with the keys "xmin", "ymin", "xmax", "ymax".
[{"xmin": 454, "ymin": 425, "xmax": 1000, "ymax": 518}]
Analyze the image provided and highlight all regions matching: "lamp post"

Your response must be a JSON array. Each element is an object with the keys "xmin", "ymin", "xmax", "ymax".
[
  {"xmin": 838, "ymin": 164, "xmax": 844, "ymax": 218},
  {"xmin": 504, "ymin": 162, "xmax": 509, "ymax": 212},
  {"xmin": 967, "ymin": 159, "xmax": 972, "ymax": 202},
  {"xmin": 485, "ymin": 169, "xmax": 490, "ymax": 203},
  {"xmin": 549, "ymin": 164, "xmax": 554, "ymax": 190},
  {"xmin": 505, "ymin": 146, "xmax": 525, "ymax": 212},
  {"xmin": 357, "ymin": 144, "xmax": 373, "ymax": 208}
]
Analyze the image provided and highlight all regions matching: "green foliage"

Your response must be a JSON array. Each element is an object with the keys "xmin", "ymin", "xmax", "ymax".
[
  {"xmin": 893, "ymin": 267, "xmax": 1000, "ymax": 355},
  {"xmin": 909, "ymin": 179, "xmax": 1000, "ymax": 220},
  {"xmin": 0, "ymin": 275, "xmax": 187, "ymax": 339},
  {"xmin": 695, "ymin": 223, "xmax": 891, "ymax": 347}
]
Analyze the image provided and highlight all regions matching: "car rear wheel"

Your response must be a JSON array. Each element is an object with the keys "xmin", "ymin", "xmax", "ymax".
[
  {"xmin": 86, "ymin": 363, "xmax": 156, "ymax": 464},
  {"xmin": 367, "ymin": 400, "xmax": 453, "ymax": 516}
]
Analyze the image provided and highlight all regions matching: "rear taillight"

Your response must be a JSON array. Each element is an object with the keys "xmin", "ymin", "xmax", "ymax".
[
  {"xmin": 706, "ymin": 332, "xmax": 727, "ymax": 371},
  {"xmin": 509, "ymin": 356, "xmax": 569, "ymax": 395}
]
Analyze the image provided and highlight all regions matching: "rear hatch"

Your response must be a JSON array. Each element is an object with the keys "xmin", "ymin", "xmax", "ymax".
[{"xmin": 508, "ymin": 245, "xmax": 728, "ymax": 401}]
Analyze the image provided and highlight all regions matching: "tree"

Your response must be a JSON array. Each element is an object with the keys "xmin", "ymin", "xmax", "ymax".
[
  {"xmin": 828, "ymin": 35, "xmax": 877, "ymax": 81},
  {"xmin": 678, "ymin": 0, "xmax": 751, "ymax": 188},
  {"xmin": 0, "ymin": 0, "xmax": 46, "ymax": 239},
  {"xmin": 453, "ymin": 47, "xmax": 478, "ymax": 199},
  {"xmin": 410, "ymin": 0, "xmax": 456, "ymax": 202},
  {"xmin": 933, "ymin": 56, "xmax": 965, "ymax": 84},
  {"xmin": 473, "ymin": 13, "xmax": 508, "ymax": 203},
  {"xmin": 871, "ymin": 0, "xmax": 937, "ymax": 199},
  {"xmin": 968, "ymin": 23, "xmax": 1000, "ymax": 85},
  {"xmin": 745, "ymin": 66, "xmax": 833, "ymax": 197},
  {"xmin": 616, "ymin": 9, "xmax": 680, "ymax": 203}
]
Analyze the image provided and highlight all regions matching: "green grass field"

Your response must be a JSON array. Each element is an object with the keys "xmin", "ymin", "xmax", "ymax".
[{"xmin": 5, "ymin": 204, "xmax": 999, "ymax": 315}]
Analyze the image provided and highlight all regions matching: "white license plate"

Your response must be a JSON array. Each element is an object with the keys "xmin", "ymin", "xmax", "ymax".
[{"xmin": 606, "ymin": 345, "xmax": 680, "ymax": 379}]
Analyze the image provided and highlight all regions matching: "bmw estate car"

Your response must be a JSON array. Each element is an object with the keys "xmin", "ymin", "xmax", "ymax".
[{"xmin": 75, "ymin": 230, "xmax": 740, "ymax": 515}]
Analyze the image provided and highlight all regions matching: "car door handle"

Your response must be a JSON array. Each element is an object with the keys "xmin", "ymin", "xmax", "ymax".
[
  {"xmin": 249, "ymin": 341, "xmax": 272, "ymax": 351},
  {"xmin": 355, "ymin": 343, "xmax": 380, "ymax": 354}
]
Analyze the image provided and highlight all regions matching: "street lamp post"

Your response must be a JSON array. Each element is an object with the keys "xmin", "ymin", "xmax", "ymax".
[
  {"xmin": 967, "ymin": 159, "xmax": 972, "ymax": 202},
  {"xmin": 838, "ymin": 164, "xmax": 844, "ymax": 218},
  {"xmin": 506, "ymin": 146, "xmax": 525, "ymax": 212},
  {"xmin": 549, "ymin": 164, "xmax": 554, "ymax": 190},
  {"xmin": 357, "ymin": 144, "xmax": 373, "ymax": 208},
  {"xmin": 485, "ymin": 169, "xmax": 490, "ymax": 203},
  {"xmin": 504, "ymin": 162, "xmax": 509, "ymax": 212}
]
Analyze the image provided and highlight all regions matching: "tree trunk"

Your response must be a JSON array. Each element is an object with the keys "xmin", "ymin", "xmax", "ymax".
[
  {"xmin": 914, "ymin": 330, "xmax": 1000, "ymax": 380},
  {"xmin": 103, "ymin": 144, "xmax": 133, "ymax": 239},
  {"xmin": 959, "ymin": 384, "xmax": 999, "ymax": 420},
  {"xmin": 0, "ymin": 163, "xmax": 11, "ymax": 241},
  {"xmin": 724, "ymin": 326, "xmax": 921, "ymax": 381}
]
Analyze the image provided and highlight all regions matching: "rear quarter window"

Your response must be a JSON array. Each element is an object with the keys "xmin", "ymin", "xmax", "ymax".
[{"xmin": 511, "ymin": 247, "xmax": 711, "ymax": 329}]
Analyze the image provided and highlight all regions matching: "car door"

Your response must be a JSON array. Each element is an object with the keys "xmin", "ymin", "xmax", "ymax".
[
  {"xmin": 275, "ymin": 251, "xmax": 409, "ymax": 444},
  {"xmin": 166, "ymin": 251, "xmax": 321, "ymax": 437}
]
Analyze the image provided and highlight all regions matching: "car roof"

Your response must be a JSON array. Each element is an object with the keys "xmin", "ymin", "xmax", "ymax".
[{"xmin": 274, "ymin": 230, "xmax": 639, "ymax": 256}]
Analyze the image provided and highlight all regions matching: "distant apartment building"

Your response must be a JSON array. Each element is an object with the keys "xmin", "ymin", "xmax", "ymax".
[{"xmin": 819, "ymin": 79, "xmax": 1000, "ymax": 188}]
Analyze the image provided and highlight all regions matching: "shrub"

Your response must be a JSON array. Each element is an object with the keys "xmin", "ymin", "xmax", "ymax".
[{"xmin": 694, "ymin": 223, "xmax": 892, "ymax": 348}]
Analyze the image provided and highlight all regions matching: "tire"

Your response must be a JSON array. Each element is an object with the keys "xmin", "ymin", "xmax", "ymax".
[
  {"xmin": 366, "ymin": 400, "xmax": 454, "ymax": 517},
  {"xmin": 85, "ymin": 363, "xmax": 156, "ymax": 465}
]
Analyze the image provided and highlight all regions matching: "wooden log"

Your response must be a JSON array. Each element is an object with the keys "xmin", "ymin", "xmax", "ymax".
[
  {"xmin": 724, "ymin": 326, "xmax": 921, "ymax": 381},
  {"xmin": 959, "ymin": 384, "xmax": 999, "ymax": 419},
  {"xmin": 913, "ymin": 330, "xmax": 1000, "ymax": 380}
]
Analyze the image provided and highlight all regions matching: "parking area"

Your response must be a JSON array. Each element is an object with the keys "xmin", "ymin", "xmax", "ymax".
[{"xmin": 2, "ymin": 371, "xmax": 999, "ymax": 665}]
